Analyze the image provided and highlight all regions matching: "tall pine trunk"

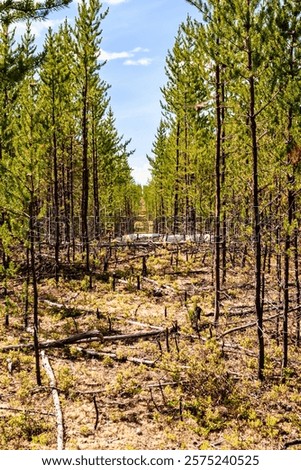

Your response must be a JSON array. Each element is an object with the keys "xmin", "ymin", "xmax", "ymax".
[
  {"xmin": 221, "ymin": 69, "xmax": 227, "ymax": 286},
  {"xmin": 293, "ymin": 217, "xmax": 300, "ymax": 346},
  {"xmin": 69, "ymin": 137, "xmax": 76, "ymax": 262},
  {"xmin": 283, "ymin": 29, "xmax": 298, "ymax": 372},
  {"xmin": 173, "ymin": 121, "xmax": 181, "ymax": 234},
  {"xmin": 283, "ymin": 169, "xmax": 293, "ymax": 372},
  {"xmin": 214, "ymin": 60, "xmax": 222, "ymax": 326},
  {"xmin": 51, "ymin": 83, "xmax": 60, "ymax": 283},
  {"xmin": 247, "ymin": 6, "xmax": 264, "ymax": 380},
  {"xmin": 92, "ymin": 106, "xmax": 100, "ymax": 240},
  {"xmin": 29, "ymin": 182, "xmax": 41, "ymax": 386},
  {"xmin": 81, "ymin": 73, "xmax": 90, "ymax": 273}
]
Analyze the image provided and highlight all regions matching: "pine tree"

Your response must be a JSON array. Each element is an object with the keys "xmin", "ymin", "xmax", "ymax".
[
  {"xmin": 0, "ymin": 0, "xmax": 71, "ymax": 23},
  {"xmin": 9, "ymin": 51, "xmax": 46, "ymax": 386},
  {"xmin": 97, "ymin": 107, "xmax": 134, "ymax": 234},
  {"xmin": 74, "ymin": 0, "xmax": 108, "ymax": 273},
  {"xmin": 187, "ymin": 0, "xmax": 228, "ymax": 325},
  {"xmin": 147, "ymin": 121, "xmax": 171, "ymax": 232},
  {"xmin": 159, "ymin": 17, "xmax": 211, "ymax": 234},
  {"xmin": 39, "ymin": 25, "xmax": 75, "ymax": 281},
  {"xmin": 273, "ymin": 0, "xmax": 301, "ymax": 370}
]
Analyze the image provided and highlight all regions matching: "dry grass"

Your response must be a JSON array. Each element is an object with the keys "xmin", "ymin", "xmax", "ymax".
[{"xmin": 1, "ymin": 244, "xmax": 301, "ymax": 450}]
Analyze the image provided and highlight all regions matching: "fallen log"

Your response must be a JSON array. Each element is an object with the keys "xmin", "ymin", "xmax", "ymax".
[
  {"xmin": 0, "ymin": 405, "xmax": 55, "ymax": 417},
  {"xmin": 103, "ymin": 329, "xmax": 166, "ymax": 342},
  {"xmin": 76, "ymin": 346, "xmax": 157, "ymax": 367},
  {"xmin": 42, "ymin": 299, "xmax": 65, "ymax": 309},
  {"xmin": 142, "ymin": 277, "xmax": 176, "ymax": 294},
  {"xmin": 0, "ymin": 327, "xmax": 177, "ymax": 352},
  {"xmin": 145, "ymin": 381, "xmax": 189, "ymax": 388},
  {"xmin": 222, "ymin": 342, "xmax": 257, "ymax": 357},
  {"xmin": 217, "ymin": 313, "xmax": 280, "ymax": 340},
  {"xmin": 164, "ymin": 270, "xmax": 208, "ymax": 276},
  {"xmin": 283, "ymin": 439, "xmax": 301, "ymax": 449},
  {"xmin": 41, "ymin": 299, "xmax": 94, "ymax": 317},
  {"xmin": 41, "ymin": 351, "xmax": 64, "ymax": 450},
  {"xmin": 0, "ymin": 330, "xmax": 104, "ymax": 352}
]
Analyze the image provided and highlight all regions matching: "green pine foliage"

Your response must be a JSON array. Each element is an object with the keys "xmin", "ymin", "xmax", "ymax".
[
  {"xmin": 0, "ymin": 0, "xmax": 139, "ymax": 271},
  {"xmin": 144, "ymin": 0, "xmax": 301, "ymax": 376},
  {"xmin": 1, "ymin": 0, "xmax": 301, "ymax": 384},
  {"xmin": 0, "ymin": 1, "xmax": 72, "ymax": 24},
  {"xmin": 146, "ymin": 17, "xmax": 214, "ymax": 233}
]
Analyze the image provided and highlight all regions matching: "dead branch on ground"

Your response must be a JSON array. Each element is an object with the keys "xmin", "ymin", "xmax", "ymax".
[
  {"xmin": 76, "ymin": 346, "xmax": 158, "ymax": 367},
  {"xmin": 41, "ymin": 351, "xmax": 64, "ymax": 450}
]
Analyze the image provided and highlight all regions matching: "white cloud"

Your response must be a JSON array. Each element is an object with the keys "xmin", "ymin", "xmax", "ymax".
[
  {"xmin": 124, "ymin": 58, "xmax": 153, "ymax": 66},
  {"xmin": 99, "ymin": 47, "xmax": 152, "ymax": 66},
  {"xmin": 131, "ymin": 47, "xmax": 149, "ymax": 53},
  {"xmin": 104, "ymin": 0, "xmax": 128, "ymax": 4},
  {"xmin": 100, "ymin": 49, "xmax": 133, "ymax": 61}
]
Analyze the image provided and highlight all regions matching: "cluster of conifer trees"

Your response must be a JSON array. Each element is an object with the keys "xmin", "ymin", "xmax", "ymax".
[
  {"xmin": 0, "ymin": 0, "xmax": 142, "ymax": 384},
  {"xmin": 2, "ymin": 0, "xmax": 301, "ymax": 381},
  {"xmin": 0, "ymin": 0, "xmax": 140, "ymax": 278},
  {"xmin": 146, "ymin": 0, "xmax": 301, "ymax": 379}
]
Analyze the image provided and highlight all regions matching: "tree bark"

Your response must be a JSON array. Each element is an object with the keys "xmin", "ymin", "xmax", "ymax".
[
  {"xmin": 41, "ymin": 351, "xmax": 64, "ymax": 449},
  {"xmin": 173, "ymin": 121, "xmax": 181, "ymax": 234},
  {"xmin": 29, "ymin": 187, "xmax": 41, "ymax": 386},
  {"xmin": 246, "ymin": 4, "xmax": 264, "ymax": 380},
  {"xmin": 92, "ymin": 105, "xmax": 100, "ymax": 240},
  {"xmin": 81, "ymin": 72, "xmax": 90, "ymax": 273},
  {"xmin": 52, "ymin": 82, "xmax": 60, "ymax": 283},
  {"xmin": 214, "ymin": 59, "xmax": 221, "ymax": 327}
]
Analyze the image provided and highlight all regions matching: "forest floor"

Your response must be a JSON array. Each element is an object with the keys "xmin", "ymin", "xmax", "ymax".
[{"xmin": 1, "ymin": 241, "xmax": 301, "ymax": 450}]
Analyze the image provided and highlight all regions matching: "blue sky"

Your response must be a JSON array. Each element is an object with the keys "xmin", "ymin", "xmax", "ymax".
[{"xmin": 16, "ymin": 0, "xmax": 200, "ymax": 185}]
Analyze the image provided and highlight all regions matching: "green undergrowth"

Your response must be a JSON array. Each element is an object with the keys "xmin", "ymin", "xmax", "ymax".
[{"xmin": 1, "ymin": 252, "xmax": 301, "ymax": 450}]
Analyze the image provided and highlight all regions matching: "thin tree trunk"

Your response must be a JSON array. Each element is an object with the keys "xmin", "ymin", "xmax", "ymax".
[
  {"xmin": 247, "ymin": 9, "xmax": 264, "ymax": 380},
  {"xmin": 282, "ymin": 141, "xmax": 292, "ymax": 371},
  {"xmin": 81, "ymin": 74, "xmax": 90, "ymax": 273},
  {"xmin": 276, "ymin": 179, "xmax": 282, "ymax": 346},
  {"xmin": 24, "ymin": 246, "xmax": 30, "ymax": 329},
  {"xmin": 52, "ymin": 84, "xmax": 60, "ymax": 283},
  {"xmin": 283, "ymin": 31, "xmax": 297, "ymax": 372},
  {"xmin": 221, "ymin": 70, "xmax": 227, "ymax": 286},
  {"xmin": 294, "ymin": 219, "xmax": 300, "ymax": 346},
  {"xmin": 92, "ymin": 105, "xmax": 100, "ymax": 240},
  {"xmin": 283, "ymin": 173, "xmax": 293, "ymax": 372},
  {"xmin": 214, "ymin": 59, "xmax": 221, "ymax": 326},
  {"xmin": 29, "ymin": 188, "xmax": 41, "ymax": 386},
  {"xmin": 173, "ymin": 121, "xmax": 181, "ymax": 234},
  {"xmin": 69, "ymin": 137, "xmax": 76, "ymax": 263},
  {"xmin": 183, "ymin": 94, "xmax": 190, "ymax": 235},
  {"xmin": 63, "ymin": 154, "xmax": 70, "ymax": 264}
]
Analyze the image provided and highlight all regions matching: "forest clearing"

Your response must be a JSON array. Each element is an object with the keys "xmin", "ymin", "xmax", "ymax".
[
  {"xmin": 2, "ymin": 0, "xmax": 301, "ymax": 452},
  {"xmin": 1, "ymin": 234, "xmax": 301, "ymax": 450}
]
